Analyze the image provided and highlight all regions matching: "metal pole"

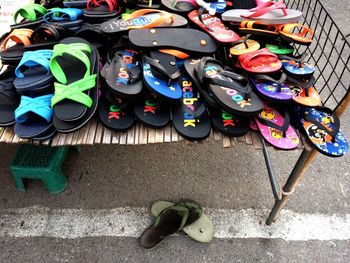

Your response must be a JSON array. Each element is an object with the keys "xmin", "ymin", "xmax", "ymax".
[{"xmin": 266, "ymin": 148, "xmax": 318, "ymax": 225}]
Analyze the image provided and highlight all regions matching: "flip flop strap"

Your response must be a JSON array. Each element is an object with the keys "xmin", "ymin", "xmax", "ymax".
[
  {"xmin": 144, "ymin": 55, "xmax": 182, "ymax": 84},
  {"xmin": 232, "ymin": 34, "xmax": 252, "ymax": 49},
  {"xmin": 304, "ymin": 107, "xmax": 340, "ymax": 140},
  {"xmin": 50, "ymin": 43, "xmax": 92, "ymax": 84},
  {"xmin": 51, "ymin": 74, "xmax": 96, "ymax": 107},
  {"xmin": 197, "ymin": 7, "xmax": 214, "ymax": 32},
  {"xmin": 196, "ymin": 56, "xmax": 224, "ymax": 83},
  {"xmin": 44, "ymin": 8, "xmax": 83, "ymax": 22},
  {"xmin": 15, "ymin": 49, "xmax": 53, "ymax": 78},
  {"xmin": 32, "ymin": 23, "xmax": 67, "ymax": 43},
  {"xmin": 123, "ymin": 9, "xmax": 174, "ymax": 29},
  {"xmin": 278, "ymin": 24, "xmax": 314, "ymax": 40},
  {"xmin": 14, "ymin": 4, "xmax": 47, "ymax": 23},
  {"xmin": 242, "ymin": 0, "xmax": 287, "ymax": 18},
  {"xmin": 1, "ymin": 29, "xmax": 33, "ymax": 51},
  {"xmin": 255, "ymin": 73, "xmax": 287, "ymax": 92},
  {"xmin": 209, "ymin": 75, "xmax": 252, "ymax": 97},
  {"xmin": 15, "ymin": 94, "xmax": 53, "ymax": 123},
  {"xmin": 183, "ymin": 102, "xmax": 207, "ymax": 118},
  {"xmin": 258, "ymin": 110, "xmax": 290, "ymax": 137},
  {"xmin": 287, "ymin": 75, "xmax": 315, "ymax": 97},
  {"xmin": 87, "ymin": 0, "xmax": 117, "ymax": 11}
]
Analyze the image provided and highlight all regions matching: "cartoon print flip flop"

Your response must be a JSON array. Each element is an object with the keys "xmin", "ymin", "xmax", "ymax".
[
  {"xmin": 254, "ymin": 105, "xmax": 300, "ymax": 149},
  {"xmin": 171, "ymin": 73, "xmax": 211, "ymax": 140},
  {"xmin": 229, "ymin": 36, "xmax": 260, "ymax": 56},
  {"xmin": 287, "ymin": 75, "xmax": 321, "ymax": 107},
  {"xmin": 238, "ymin": 48, "xmax": 282, "ymax": 74},
  {"xmin": 295, "ymin": 107, "xmax": 348, "ymax": 157},
  {"xmin": 279, "ymin": 53, "xmax": 315, "ymax": 78},
  {"xmin": 188, "ymin": 10, "xmax": 240, "ymax": 44},
  {"xmin": 251, "ymin": 73, "xmax": 293, "ymax": 102}
]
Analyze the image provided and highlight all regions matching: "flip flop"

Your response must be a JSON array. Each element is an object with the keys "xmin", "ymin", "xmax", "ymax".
[
  {"xmin": 0, "ymin": 29, "xmax": 34, "ymax": 65},
  {"xmin": 133, "ymin": 91, "xmax": 170, "ymax": 129},
  {"xmin": 101, "ymin": 9, "xmax": 188, "ymax": 34},
  {"xmin": 188, "ymin": 9, "xmax": 240, "ymax": 44},
  {"xmin": 128, "ymin": 28, "xmax": 217, "ymax": 54},
  {"xmin": 43, "ymin": 8, "xmax": 84, "ymax": 31},
  {"xmin": 142, "ymin": 51, "xmax": 183, "ymax": 100},
  {"xmin": 287, "ymin": 75, "xmax": 321, "ymax": 107},
  {"xmin": 150, "ymin": 201, "xmax": 214, "ymax": 243},
  {"xmin": 139, "ymin": 201, "xmax": 203, "ymax": 249},
  {"xmin": 254, "ymin": 105, "xmax": 299, "ymax": 150},
  {"xmin": 277, "ymin": 23, "xmax": 314, "ymax": 46},
  {"xmin": 222, "ymin": 0, "xmax": 303, "ymax": 24},
  {"xmin": 74, "ymin": 23, "xmax": 110, "ymax": 49},
  {"xmin": 194, "ymin": 57, "xmax": 263, "ymax": 116},
  {"xmin": 295, "ymin": 106, "xmax": 348, "ymax": 157},
  {"xmin": 229, "ymin": 36, "xmax": 260, "ymax": 56},
  {"xmin": 238, "ymin": 20, "xmax": 278, "ymax": 38},
  {"xmin": 279, "ymin": 53, "xmax": 315, "ymax": 79},
  {"xmin": 171, "ymin": 73, "xmax": 211, "ymax": 140},
  {"xmin": 13, "ymin": 50, "xmax": 54, "ymax": 93},
  {"xmin": 101, "ymin": 47, "xmax": 142, "ymax": 98},
  {"xmin": 238, "ymin": 48, "xmax": 282, "ymax": 74},
  {"xmin": 98, "ymin": 91, "xmax": 135, "ymax": 131},
  {"xmin": 251, "ymin": 73, "xmax": 293, "ymax": 102},
  {"xmin": 266, "ymin": 42, "xmax": 294, "ymax": 55},
  {"xmin": 11, "ymin": 4, "xmax": 47, "ymax": 30},
  {"xmin": 161, "ymin": 0, "xmax": 197, "ymax": 14},
  {"xmin": 137, "ymin": 0, "xmax": 161, "ymax": 9},
  {"xmin": 14, "ymin": 94, "xmax": 55, "ymax": 139},
  {"xmin": 0, "ymin": 67, "xmax": 19, "ymax": 127},
  {"xmin": 209, "ymin": 108, "xmax": 249, "ymax": 137},
  {"xmin": 84, "ymin": 0, "xmax": 122, "ymax": 20}
]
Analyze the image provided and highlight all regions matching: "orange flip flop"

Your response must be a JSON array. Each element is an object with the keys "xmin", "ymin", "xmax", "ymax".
[
  {"xmin": 287, "ymin": 76, "xmax": 321, "ymax": 106},
  {"xmin": 239, "ymin": 20, "xmax": 278, "ymax": 38},
  {"xmin": 277, "ymin": 23, "xmax": 314, "ymax": 46}
]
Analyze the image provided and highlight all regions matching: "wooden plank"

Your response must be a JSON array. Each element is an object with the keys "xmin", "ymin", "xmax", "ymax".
[
  {"xmin": 230, "ymin": 137, "xmax": 236, "ymax": 146},
  {"xmin": 244, "ymin": 131, "xmax": 253, "ymax": 145},
  {"xmin": 134, "ymin": 123, "xmax": 140, "ymax": 145},
  {"xmin": 57, "ymin": 133, "xmax": 67, "ymax": 146},
  {"xmin": 32, "ymin": 140, "xmax": 40, "ymax": 145},
  {"xmin": 18, "ymin": 137, "xmax": 29, "ymax": 144},
  {"xmin": 64, "ymin": 132, "xmax": 74, "ymax": 145},
  {"xmin": 164, "ymin": 125, "xmax": 171, "ymax": 143},
  {"xmin": 94, "ymin": 122, "xmax": 104, "ymax": 144},
  {"xmin": 250, "ymin": 131, "xmax": 263, "ymax": 150},
  {"xmin": 171, "ymin": 126, "xmax": 178, "ymax": 142},
  {"xmin": 147, "ymin": 128, "xmax": 156, "ymax": 143},
  {"xmin": 111, "ymin": 131, "xmax": 120, "ymax": 144},
  {"xmin": 138, "ymin": 124, "xmax": 148, "ymax": 144},
  {"xmin": 155, "ymin": 128, "xmax": 164, "ymax": 143},
  {"xmin": 77, "ymin": 120, "xmax": 91, "ymax": 145},
  {"xmin": 126, "ymin": 125, "xmax": 135, "ymax": 145},
  {"xmin": 5, "ymin": 128, "xmax": 15, "ymax": 143},
  {"xmin": 0, "ymin": 127, "xmax": 11, "ymax": 142},
  {"xmin": 86, "ymin": 119, "xmax": 98, "ymax": 145},
  {"xmin": 71, "ymin": 130, "xmax": 80, "ymax": 145},
  {"xmin": 213, "ymin": 130, "xmax": 221, "ymax": 141},
  {"xmin": 222, "ymin": 136, "xmax": 231, "ymax": 148},
  {"xmin": 12, "ymin": 134, "xmax": 20, "ymax": 144},
  {"xmin": 0, "ymin": 127, "xmax": 5, "ymax": 139},
  {"xmin": 102, "ymin": 127, "xmax": 112, "ymax": 144},
  {"xmin": 42, "ymin": 138, "xmax": 51, "ymax": 146},
  {"xmin": 119, "ymin": 131, "xmax": 127, "ymax": 144},
  {"xmin": 237, "ymin": 135, "xmax": 246, "ymax": 143}
]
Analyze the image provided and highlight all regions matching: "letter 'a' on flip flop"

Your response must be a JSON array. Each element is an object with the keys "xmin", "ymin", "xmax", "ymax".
[
  {"xmin": 222, "ymin": 0, "xmax": 303, "ymax": 24},
  {"xmin": 150, "ymin": 201, "xmax": 214, "ymax": 243},
  {"xmin": 294, "ymin": 106, "xmax": 348, "ymax": 157},
  {"xmin": 254, "ymin": 105, "xmax": 300, "ymax": 150},
  {"xmin": 171, "ymin": 73, "xmax": 211, "ymax": 140},
  {"xmin": 128, "ymin": 28, "xmax": 217, "ymax": 54},
  {"xmin": 194, "ymin": 57, "xmax": 263, "ymax": 116},
  {"xmin": 188, "ymin": 10, "xmax": 240, "ymax": 44},
  {"xmin": 287, "ymin": 75, "xmax": 321, "ymax": 107},
  {"xmin": 134, "ymin": 90, "xmax": 170, "ymax": 129},
  {"xmin": 209, "ymin": 108, "xmax": 249, "ymax": 137},
  {"xmin": 98, "ymin": 91, "xmax": 135, "ymax": 131},
  {"xmin": 101, "ymin": 9, "xmax": 188, "ymax": 34}
]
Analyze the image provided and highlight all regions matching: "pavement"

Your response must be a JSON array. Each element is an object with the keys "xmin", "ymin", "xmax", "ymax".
[{"xmin": 0, "ymin": 1, "xmax": 350, "ymax": 262}]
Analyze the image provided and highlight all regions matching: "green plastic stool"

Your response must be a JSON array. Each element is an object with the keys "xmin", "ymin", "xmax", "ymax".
[{"xmin": 10, "ymin": 145, "xmax": 70, "ymax": 194}]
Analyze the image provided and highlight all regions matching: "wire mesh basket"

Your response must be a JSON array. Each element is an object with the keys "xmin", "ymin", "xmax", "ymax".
[{"xmin": 286, "ymin": 0, "xmax": 350, "ymax": 111}]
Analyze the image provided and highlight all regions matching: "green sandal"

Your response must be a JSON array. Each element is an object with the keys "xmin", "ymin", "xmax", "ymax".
[{"xmin": 11, "ymin": 4, "xmax": 47, "ymax": 29}]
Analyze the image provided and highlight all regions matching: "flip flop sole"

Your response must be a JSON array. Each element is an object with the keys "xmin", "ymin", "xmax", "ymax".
[{"xmin": 14, "ymin": 118, "xmax": 54, "ymax": 139}]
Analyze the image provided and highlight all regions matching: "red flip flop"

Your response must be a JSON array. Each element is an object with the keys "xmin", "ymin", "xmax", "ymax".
[
  {"xmin": 188, "ymin": 10, "xmax": 240, "ymax": 44},
  {"xmin": 238, "ymin": 48, "xmax": 282, "ymax": 74}
]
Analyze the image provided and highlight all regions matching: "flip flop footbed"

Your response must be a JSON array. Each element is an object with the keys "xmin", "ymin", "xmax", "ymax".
[
  {"xmin": 251, "ymin": 78, "xmax": 293, "ymax": 102},
  {"xmin": 230, "ymin": 39, "xmax": 260, "ymax": 56},
  {"xmin": 266, "ymin": 44, "xmax": 294, "ymax": 55},
  {"xmin": 290, "ymin": 85, "xmax": 321, "ymax": 107},
  {"xmin": 282, "ymin": 60, "xmax": 315, "ymax": 77}
]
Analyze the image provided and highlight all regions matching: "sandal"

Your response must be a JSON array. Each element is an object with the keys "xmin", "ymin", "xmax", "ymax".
[
  {"xmin": 43, "ymin": 8, "xmax": 84, "ymax": 31},
  {"xmin": 238, "ymin": 20, "xmax": 278, "ymax": 38},
  {"xmin": 277, "ymin": 23, "xmax": 314, "ymax": 46},
  {"xmin": 279, "ymin": 53, "xmax": 315, "ymax": 78},
  {"xmin": 11, "ymin": 4, "xmax": 47, "ymax": 30},
  {"xmin": 229, "ymin": 35, "xmax": 260, "ymax": 56},
  {"xmin": 287, "ymin": 75, "xmax": 321, "ymax": 107},
  {"xmin": 84, "ymin": 0, "xmax": 122, "ymax": 21}
]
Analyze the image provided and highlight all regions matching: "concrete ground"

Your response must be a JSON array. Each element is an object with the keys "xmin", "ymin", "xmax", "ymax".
[{"xmin": 0, "ymin": 1, "xmax": 349, "ymax": 262}]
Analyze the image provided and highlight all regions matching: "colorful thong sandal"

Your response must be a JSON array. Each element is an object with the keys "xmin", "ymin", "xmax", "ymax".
[
  {"xmin": 98, "ymin": 90, "xmax": 135, "ymax": 131},
  {"xmin": 222, "ymin": 0, "xmax": 303, "ymax": 24},
  {"xmin": 101, "ymin": 9, "xmax": 188, "ymax": 34},
  {"xmin": 161, "ymin": 0, "xmax": 197, "ymax": 14},
  {"xmin": 239, "ymin": 20, "xmax": 278, "ymax": 38},
  {"xmin": 209, "ymin": 108, "xmax": 249, "ymax": 137},
  {"xmin": 250, "ymin": 73, "xmax": 293, "ymax": 102},
  {"xmin": 287, "ymin": 75, "xmax": 321, "ymax": 107},
  {"xmin": 50, "ymin": 37, "xmax": 99, "ymax": 125},
  {"xmin": 150, "ymin": 201, "xmax": 214, "ymax": 243},
  {"xmin": 188, "ymin": 9, "xmax": 240, "ymax": 44},
  {"xmin": 195, "ymin": 57, "xmax": 263, "ymax": 116},
  {"xmin": 254, "ymin": 105, "xmax": 299, "ymax": 150},
  {"xmin": 266, "ymin": 39, "xmax": 294, "ymax": 55},
  {"xmin": 14, "ymin": 94, "xmax": 54, "ymax": 139},
  {"xmin": 229, "ymin": 35, "xmax": 260, "ymax": 56},
  {"xmin": 277, "ymin": 23, "xmax": 313, "ymax": 46},
  {"xmin": 139, "ymin": 201, "xmax": 203, "ymax": 249},
  {"xmin": 84, "ymin": 0, "xmax": 122, "ymax": 20},
  {"xmin": 0, "ymin": 29, "xmax": 33, "ymax": 65},
  {"xmin": 142, "ymin": 51, "xmax": 183, "ymax": 100},
  {"xmin": 101, "ymin": 47, "xmax": 142, "ymax": 98},
  {"xmin": 11, "ymin": 4, "xmax": 47, "ymax": 30},
  {"xmin": 0, "ymin": 67, "xmax": 19, "ymax": 127},
  {"xmin": 134, "ymin": 90, "xmax": 170, "ymax": 129},
  {"xmin": 238, "ymin": 48, "xmax": 282, "ymax": 74},
  {"xmin": 171, "ymin": 72, "xmax": 211, "ymax": 140},
  {"xmin": 279, "ymin": 53, "xmax": 315, "ymax": 79},
  {"xmin": 14, "ymin": 50, "xmax": 54, "ymax": 93},
  {"xmin": 295, "ymin": 106, "xmax": 348, "ymax": 157}
]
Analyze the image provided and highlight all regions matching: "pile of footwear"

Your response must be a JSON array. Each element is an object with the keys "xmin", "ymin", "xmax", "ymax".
[{"xmin": 0, "ymin": 0, "xmax": 348, "ymax": 157}]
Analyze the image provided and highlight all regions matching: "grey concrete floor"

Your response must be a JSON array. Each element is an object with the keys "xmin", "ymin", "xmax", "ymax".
[{"xmin": 0, "ymin": 0, "xmax": 350, "ymax": 262}]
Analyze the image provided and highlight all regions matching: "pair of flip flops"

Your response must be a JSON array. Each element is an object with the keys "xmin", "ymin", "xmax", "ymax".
[{"xmin": 139, "ymin": 200, "xmax": 214, "ymax": 250}]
